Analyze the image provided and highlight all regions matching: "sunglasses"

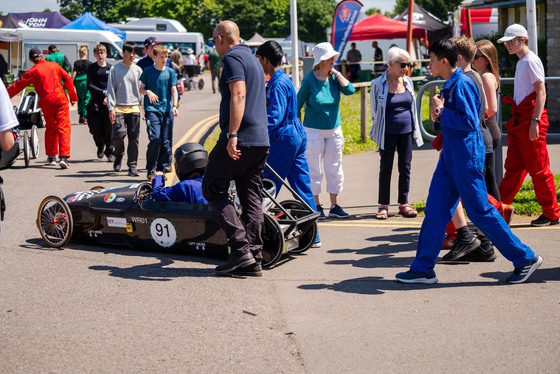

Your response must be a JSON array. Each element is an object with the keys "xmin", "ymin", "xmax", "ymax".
[
  {"xmin": 474, "ymin": 53, "xmax": 484, "ymax": 60},
  {"xmin": 399, "ymin": 62, "xmax": 412, "ymax": 68}
]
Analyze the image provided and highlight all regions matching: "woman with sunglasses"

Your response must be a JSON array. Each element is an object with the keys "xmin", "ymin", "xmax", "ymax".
[
  {"xmin": 370, "ymin": 47, "xmax": 424, "ymax": 219},
  {"xmin": 472, "ymin": 39, "xmax": 501, "ymax": 200}
]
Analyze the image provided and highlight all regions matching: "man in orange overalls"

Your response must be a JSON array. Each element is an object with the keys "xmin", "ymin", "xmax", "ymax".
[{"xmin": 8, "ymin": 48, "xmax": 77, "ymax": 169}]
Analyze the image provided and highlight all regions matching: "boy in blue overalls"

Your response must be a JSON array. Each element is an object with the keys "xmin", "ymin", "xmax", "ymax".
[
  {"xmin": 152, "ymin": 142, "xmax": 208, "ymax": 204},
  {"xmin": 396, "ymin": 40, "xmax": 542, "ymax": 285}
]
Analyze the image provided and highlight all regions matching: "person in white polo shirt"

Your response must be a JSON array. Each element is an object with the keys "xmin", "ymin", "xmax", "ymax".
[{"xmin": 497, "ymin": 24, "xmax": 560, "ymax": 227}]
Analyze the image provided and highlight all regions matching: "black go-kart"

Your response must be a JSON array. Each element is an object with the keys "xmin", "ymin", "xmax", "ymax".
[
  {"xmin": 0, "ymin": 126, "xmax": 40, "ymax": 170},
  {"xmin": 14, "ymin": 87, "xmax": 45, "ymax": 129},
  {"xmin": 36, "ymin": 165, "xmax": 319, "ymax": 268}
]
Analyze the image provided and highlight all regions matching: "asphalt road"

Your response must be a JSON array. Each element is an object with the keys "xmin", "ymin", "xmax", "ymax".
[{"xmin": 1, "ymin": 77, "xmax": 559, "ymax": 373}]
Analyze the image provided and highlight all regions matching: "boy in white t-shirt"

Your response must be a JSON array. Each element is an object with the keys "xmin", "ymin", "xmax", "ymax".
[{"xmin": 497, "ymin": 24, "xmax": 560, "ymax": 226}]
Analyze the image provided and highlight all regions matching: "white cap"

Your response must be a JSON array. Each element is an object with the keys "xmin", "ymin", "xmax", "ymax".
[
  {"xmin": 312, "ymin": 42, "xmax": 340, "ymax": 69},
  {"xmin": 497, "ymin": 24, "xmax": 528, "ymax": 43}
]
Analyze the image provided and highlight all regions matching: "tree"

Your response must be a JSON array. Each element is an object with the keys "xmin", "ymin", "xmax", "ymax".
[
  {"xmin": 393, "ymin": 0, "xmax": 461, "ymax": 22},
  {"xmin": 297, "ymin": 0, "xmax": 336, "ymax": 42},
  {"xmin": 365, "ymin": 7, "xmax": 394, "ymax": 18}
]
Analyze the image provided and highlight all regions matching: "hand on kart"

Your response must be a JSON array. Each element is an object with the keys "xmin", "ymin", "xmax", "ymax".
[
  {"xmin": 227, "ymin": 137, "xmax": 241, "ymax": 160},
  {"xmin": 147, "ymin": 90, "xmax": 159, "ymax": 104}
]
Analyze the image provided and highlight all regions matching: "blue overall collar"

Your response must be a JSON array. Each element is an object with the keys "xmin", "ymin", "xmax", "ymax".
[{"xmin": 268, "ymin": 68, "xmax": 285, "ymax": 86}]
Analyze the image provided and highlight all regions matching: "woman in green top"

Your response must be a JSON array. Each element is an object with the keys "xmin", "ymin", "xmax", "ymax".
[{"xmin": 297, "ymin": 42, "xmax": 355, "ymax": 219}]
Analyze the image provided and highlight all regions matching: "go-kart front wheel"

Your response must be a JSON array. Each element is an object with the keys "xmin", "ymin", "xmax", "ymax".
[
  {"xmin": 280, "ymin": 200, "xmax": 318, "ymax": 254},
  {"xmin": 30, "ymin": 125, "xmax": 39, "ymax": 159},
  {"xmin": 261, "ymin": 213, "xmax": 285, "ymax": 268},
  {"xmin": 198, "ymin": 79, "xmax": 204, "ymax": 90},
  {"xmin": 37, "ymin": 196, "xmax": 74, "ymax": 248}
]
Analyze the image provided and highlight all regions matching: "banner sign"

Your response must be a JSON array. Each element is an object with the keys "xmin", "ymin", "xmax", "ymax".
[{"xmin": 332, "ymin": 0, "xmax": 363, "ymax": 63}]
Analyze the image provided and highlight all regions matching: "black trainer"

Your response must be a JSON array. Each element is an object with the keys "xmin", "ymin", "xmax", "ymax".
[
  {"xmin": 462, "ymin": 235, "xmax": 497, "ymax": 262},
  {"xmin": 232, "ymin": 262, "xmax": 263, "ymax": 277},
  {"xmin": 113, "ymin": 157, "xmax": 123, "ymax": 172},
  {"xmin": 163, "ymin": 165, "xmax": 172, "ymax": 173},
  {"xmin": 215, "ymin": 252, "xmax": 256, "ymax": 274},
  {"xmin": 506, "ymin": 254, "xmax": 543, "ymax": 284},
  {"xmin": 530, "ymin": 214, "xmax": 559, "ymax": 227},
  {"xmin": 147, "ymin": 169, "xmax": 156, "ymax": 180},
  {"xmin": 442, "ymin": 237, "xmax": 481, "ymax": 261}
]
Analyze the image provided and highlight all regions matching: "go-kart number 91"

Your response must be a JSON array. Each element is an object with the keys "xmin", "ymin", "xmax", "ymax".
[{"xmin": 150, "ymin": 218, "xmax": 177, "ymax": 247}]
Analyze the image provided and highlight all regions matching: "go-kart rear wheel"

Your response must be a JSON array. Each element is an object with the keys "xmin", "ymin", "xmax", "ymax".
[
  {"xmin": 198, "ymin": 79, "xmax": 204, "ymax": 90},
  {"xmin": 23, "ymin": 132, "xmax": 30, "ymax": 168},
  {"xmin": 30, "ymin": 125, "xmax": 39, "ymax": 159},
  {"xmin": 261, "ymin": 213, "xmax": 285, "ymax": 268},
  {"xmin": 37, "ymin": 196, "xmax": 74, "ymax": 248},
  {"xmin": 280, "ymin": 200, "xmax": 318, "ymax": 254}
]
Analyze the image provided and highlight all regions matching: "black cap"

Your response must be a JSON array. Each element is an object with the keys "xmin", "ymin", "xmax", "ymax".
[
  {"xmin": 48, "ymin": 44, "xmax": 57, "ymax": 53},
  {"xmin": 29, "ymin": 48, "xmax": 41, "ymax": 59},
  {"xmin": 144, "ymin": 36, "xmax": 161, "ymax": 48}
]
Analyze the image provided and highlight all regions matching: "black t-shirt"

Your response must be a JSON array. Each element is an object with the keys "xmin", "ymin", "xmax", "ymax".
[
  {"xmin": 73, "ymin": 59, "xmax": 92, "ymax": 76},
  {"xmin": 87, "ymin": 62, "xmax": 112, "ymax": 109},
  {"xmin": 218, "ymin": 44, "xmax": 269, "ymax": 147}
]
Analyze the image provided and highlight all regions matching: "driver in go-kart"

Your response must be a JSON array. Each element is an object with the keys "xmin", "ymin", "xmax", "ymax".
[{"xmin": 151, "ymin": 142, "xmax": 209, "ymax": 204}]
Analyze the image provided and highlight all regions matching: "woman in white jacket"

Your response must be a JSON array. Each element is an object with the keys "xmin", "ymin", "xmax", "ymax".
[{"xmin": 370, "ymin": 47, "xmax": 423, "ymax": 219}]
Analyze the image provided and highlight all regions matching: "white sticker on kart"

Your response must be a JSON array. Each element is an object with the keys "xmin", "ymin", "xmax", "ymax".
[
  {"xmin": 107, "ymin": 217, "xmax": 127, "ymax": 228},
  {"xmin": 150, "ymin": 218, "xmax": 177, "ymax": 247}
]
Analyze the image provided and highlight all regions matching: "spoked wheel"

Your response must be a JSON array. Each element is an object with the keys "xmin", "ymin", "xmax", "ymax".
[
  {"xmin": 30, "ymin": 125, "xmax": 39, "ymax": 159},
  {"xmin": 198, "ymin": 79, "xmax": 204, "ymax": 90},
  {"xmin": 261, "ymin": 213, "xmax": 285, "ymax": 268},
  {"xmin": 280, "ymin": 200, "xmax": 318, "ymax": 254},
  {"xmin": 37, "ymin": 196, "xmax": 74, "ymax": 248},
  {"xmin": 22, "ymin": 132, "xmax": 30, "ymax": 168}
]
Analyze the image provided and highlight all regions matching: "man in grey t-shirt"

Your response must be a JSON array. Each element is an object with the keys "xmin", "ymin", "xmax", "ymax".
[{"xmin": 107, "ymin": 42, "xmax": 143, "ymax": 176}]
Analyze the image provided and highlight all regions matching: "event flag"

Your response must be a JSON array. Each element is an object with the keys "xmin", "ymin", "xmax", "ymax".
[{"xmin": 332, "ymin": 0, "xmax": 363, "ymax": 63}]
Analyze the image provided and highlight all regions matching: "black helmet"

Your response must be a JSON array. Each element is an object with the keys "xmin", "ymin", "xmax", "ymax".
[{"xmin": 173, "ymin": 142, "xmax": 208, "ymax": 180}]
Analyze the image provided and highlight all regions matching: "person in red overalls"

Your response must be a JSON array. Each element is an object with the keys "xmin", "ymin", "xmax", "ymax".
[
  {"xmin": 8, "ymin": 48, "xmax": 78, "ymax": 169},
  {"xmin": 497, "ymin": 24, "xmax": 560, "ymax": 226}
]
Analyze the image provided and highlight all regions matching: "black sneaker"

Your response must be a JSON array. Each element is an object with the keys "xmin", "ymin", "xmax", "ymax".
[
  {"xmin": 46, "ymin": 156, "xmax": 57, "ymax": 166},
  {"xmin": 396, "ymin": 270, "xmax": 438, "ymax": 284},
  {"xmin": 442, "ymin": 237, "xmax": 481, "ymax": 261},
  {"xmin": 329, "ymin": 204, "xmax": 350, "ymax": 218},
  {"xmin": 215, "ymin": 252, "xmax": 256, "ymax": 274},
  {"xmin": 506, "ymin": 254, "xmax": 543, "ymax": 284},
  {"xmin": 147, "ymin": 169, "xmax": 156, "ymax": 180},
  {"xmin": 107, "ymin": 154, "xmax": 116, "ymax": 163},
  {"xmin": 113, "ymin": 157, "xmax": 123, "ymax": 172},
  {"xmin": 530, "ymin": 215, "xmax": 559, "ymax": 227},
  {"xmin": 461, "ymin": 235, "xmax": 497, "ymax": 262},
  {"xmin": 232, "ymin": 262, "xmax": 263, "ymax": 277},
  {"xmin": 59, "ymin": 157, "xmax": 69, "ymax": 169},
  {"xmin": 128, "ymin": 167, "xmax": 140, "ymax": 177},
  {"xmin": 163, "ymin": 165, "xmax": 172, "ymax": 173}
]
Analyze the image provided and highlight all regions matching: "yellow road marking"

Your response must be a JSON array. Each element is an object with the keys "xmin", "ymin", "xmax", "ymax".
[
  {"xmin": 319, "ymin": 220, "xmax": 559, "ymax": 230},
  {"xmin": 165, "ymin": 113, "xmax": 219, "ymax": 186}
]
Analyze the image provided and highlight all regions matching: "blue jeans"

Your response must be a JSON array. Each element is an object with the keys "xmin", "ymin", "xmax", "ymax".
[{"xmin": 145, "ymin": 111, "xmax": 173, "ymax": 172}]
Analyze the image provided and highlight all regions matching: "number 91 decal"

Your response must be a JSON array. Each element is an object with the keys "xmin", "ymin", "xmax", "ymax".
[{"xmin": 150, "ymin": 218, "xmax": 177, "ymax": 247}]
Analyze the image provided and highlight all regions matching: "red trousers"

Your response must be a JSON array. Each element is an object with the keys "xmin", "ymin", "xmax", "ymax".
[
  {"xmin": 499, "ymin": 94, "xmax": 560, "ymax": 220},
  {"xmin": 41, "ymin": 97, "xmax": 72, "ymax": 158}
]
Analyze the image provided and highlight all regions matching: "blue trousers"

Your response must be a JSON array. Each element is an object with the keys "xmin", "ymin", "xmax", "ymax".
[
  {"xmin": 410, "ymin": 129, "xmax": 534, "ymax": 274},
  {"xmin": 145, "ymin": 111, "xmax": 173, "ymax": 172},
  {"xmin": 263, "ymin": 128, "xmax": 317, "ymax": 212}
]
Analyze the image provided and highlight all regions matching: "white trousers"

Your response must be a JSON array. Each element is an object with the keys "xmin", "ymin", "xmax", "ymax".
[{"xmin": 304, "ymin": 126, "xmax": 345, "ymax": 195}]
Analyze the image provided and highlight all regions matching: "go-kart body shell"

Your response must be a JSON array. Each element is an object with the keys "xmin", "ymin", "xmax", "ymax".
[{"xmin": 63, "ymin": 183, "xmax": 228, "ymax": 256}]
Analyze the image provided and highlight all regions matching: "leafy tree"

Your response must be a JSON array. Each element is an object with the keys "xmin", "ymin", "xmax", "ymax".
[
  {"xmin": 394, "ymin": 0, "xmax": 461, "ymax": 22},
  {"xmin": 297, "ymin": 0, "xmax": 336, "ymax": 42},
  {"xmin": 365, "ymin": 7, "xmax": 394, "ymax": 18}
]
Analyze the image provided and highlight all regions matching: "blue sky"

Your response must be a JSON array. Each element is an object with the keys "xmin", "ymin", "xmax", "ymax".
[{"xmin": 3, "ymin": 0, "xmax": 396, "ymax": 16}]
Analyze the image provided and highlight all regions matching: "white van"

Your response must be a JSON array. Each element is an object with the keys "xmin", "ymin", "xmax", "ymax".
[
  {"xmin": 110, "ymin": 17, "xmax": 187, "ymax": 33},
  {"xmin": 122, "ymin": 31, "xmax": 205, "ymax": 65},
  {"xmin": 14, "ymin": 28, "xmax": 123, "ymax": 71}
]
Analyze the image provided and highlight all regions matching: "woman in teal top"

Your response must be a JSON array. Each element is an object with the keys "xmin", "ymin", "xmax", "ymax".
[{"xmin": 297, "ymin": 42, "xmax": 355, "ymax": 219}]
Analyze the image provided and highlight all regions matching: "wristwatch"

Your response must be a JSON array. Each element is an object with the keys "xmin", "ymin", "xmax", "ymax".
[
  {"xmin": 435, "ymin": 105, "xmax": 444, "ymax": 117},
  {"xmin": 226, "ymin": 132, "xmax": 238, "ymax": 139},
  {"xmin": 531, "ymin": 117, "xmax": 540, "ymax": 124}
]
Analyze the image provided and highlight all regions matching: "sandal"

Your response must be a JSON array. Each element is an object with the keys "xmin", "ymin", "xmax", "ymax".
[
  {"xmin": 376, "ymin": 205, "xmax": 388, "ymax": 220},
  {"xmin": 399, "ymin": 204, "xmax": 417, "ymax": 218}
]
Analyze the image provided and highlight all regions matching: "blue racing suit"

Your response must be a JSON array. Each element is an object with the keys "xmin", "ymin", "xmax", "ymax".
[
  {"xmin": 152, "ymin": 174, "xmax": 208, "ymax": 204},
  {"xmin": 262, "ymin": 69, "xmax": 316, "ymax": 213},
  {"xmin": 410, "ymin": 68, "xmax": 534, "ymax": 274}
]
